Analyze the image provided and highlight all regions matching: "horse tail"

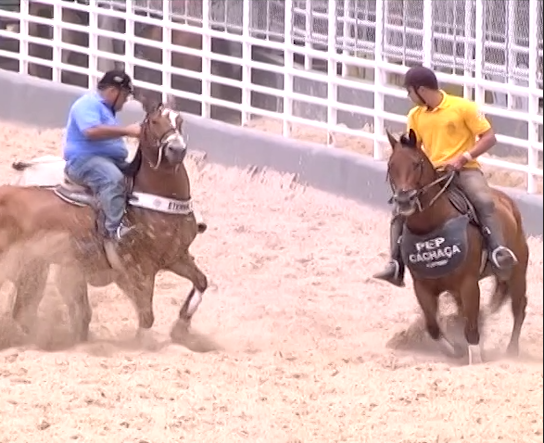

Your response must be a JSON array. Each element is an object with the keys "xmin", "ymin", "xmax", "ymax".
[
  {"xmin": 11, "ymin": 161, "xmax": 32, "ymax": 171},
  {"xmin": 12, "ymin": 155, "xmax": 64, "ymax": 172},
  {"xmin": 487, "ymin": 277, "xmax": 510, "ymax": 315}
]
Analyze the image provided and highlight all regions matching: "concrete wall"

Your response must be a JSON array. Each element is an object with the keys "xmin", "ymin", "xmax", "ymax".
[{"xmin": 0, "ymin": 69, "xmax": 542, "ymax": 237}]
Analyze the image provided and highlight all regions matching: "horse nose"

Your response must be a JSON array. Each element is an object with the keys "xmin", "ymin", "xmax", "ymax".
[
  {"xmin": 171, "ymin": 135, "xmax": 187, "ymax": 150},
  {"xmin": 166, "ymin": 143, "xmax": 187, "ymax": 162},
  {"xmin": 396, "ymin": 189, "xmax": 418, "ymax": 203}
]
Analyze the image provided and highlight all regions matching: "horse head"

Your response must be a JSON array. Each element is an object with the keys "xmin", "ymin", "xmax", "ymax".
[
  {"xmin": 386, "ymin": 129, "xmax": 452, "ymax": 217},
  {"xmin": 138, "ymin": 95, "xmax": 188, "ymax": 169}
]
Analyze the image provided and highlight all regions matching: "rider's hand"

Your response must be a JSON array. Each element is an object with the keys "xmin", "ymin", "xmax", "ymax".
[
  {"xmin": 123, "ymin": 123, "xmax": 141, "ymax": 138},
  {"xmin": 444, "ymin": 154, "xmax": 468, "ymax": 172}
]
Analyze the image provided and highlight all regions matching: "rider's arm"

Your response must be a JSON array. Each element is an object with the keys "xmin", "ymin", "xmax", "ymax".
[
  {"xmin": 84, "ymin": 125, "xmax": 131, "ymax": 140},
  {"xmin": 462, "ymin": 101, "xmax": 497, "ymax": 159},
  {"xmin": 71, "ymin": 101, "xmax": 131, "ymax": 140}
]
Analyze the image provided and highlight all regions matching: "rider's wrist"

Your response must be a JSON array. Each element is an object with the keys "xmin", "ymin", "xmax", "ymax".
[{"xmin": 462, "ymin": 151, "xmax": 474, "ymax": 162}]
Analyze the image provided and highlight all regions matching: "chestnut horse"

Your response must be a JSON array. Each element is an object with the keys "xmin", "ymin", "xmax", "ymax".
[
  {"xmin": 3, "ymin": 99, "xmax": 208, "ymax": 345},
  {"xmin": 385, "ymin": 129, "xmax": 529, "ymax": 365}
]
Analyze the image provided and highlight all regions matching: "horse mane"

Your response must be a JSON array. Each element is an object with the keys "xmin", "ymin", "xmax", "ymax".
[
  {"xmin": 121, "ymin": 100, "xmax": 160, "ymax": 179},
  {"xmin": 121, "ymin": 99, "xmax": 176, "ymax": 179}
]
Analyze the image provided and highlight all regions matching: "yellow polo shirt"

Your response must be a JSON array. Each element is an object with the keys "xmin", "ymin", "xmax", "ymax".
[{"xmin": 406, "ymin": 92, "xmax": 491, "ymax": 169}]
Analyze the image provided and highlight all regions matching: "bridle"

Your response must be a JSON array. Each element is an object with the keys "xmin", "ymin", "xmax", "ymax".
[
  {"xmin": 387, "ymin": 155, "xmax": 456, "ymax": 213},
  {"xmin": 140, "ymin": 105, "xmax": 186, "ymax": 170}
]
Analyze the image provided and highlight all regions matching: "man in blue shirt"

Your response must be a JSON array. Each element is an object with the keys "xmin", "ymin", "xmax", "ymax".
[{"xmin": 63, "ymin": 70, "xmax": 141, "ymax": 245}]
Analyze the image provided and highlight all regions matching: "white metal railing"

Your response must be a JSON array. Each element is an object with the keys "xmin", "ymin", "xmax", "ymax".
[{"xmin": 0, "ymin": 0, "xmax": 542, "ymax": 193}]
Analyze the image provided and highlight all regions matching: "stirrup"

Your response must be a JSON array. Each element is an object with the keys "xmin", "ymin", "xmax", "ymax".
[
  {"xmin": 112, "ymin": 223, "xmax": 135, "ymax": 242},
  {"xmin": 491, "ymin": 246, "xmax": 518, "ymax": 268},
  {"xmin": 388, "ymin": 260, "xmax": 401, "ymax": 278}
]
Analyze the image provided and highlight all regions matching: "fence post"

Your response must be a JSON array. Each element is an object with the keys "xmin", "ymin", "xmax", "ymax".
[
  {"xmin": 97, "ymin": 2, "xmax": 119, "ymax": 73},
  {"xmin": 240, "ymin": 0, "xmax": 251, "ymax": 126},
  {"xmin": 201, "ymin": 0, "xmax": 211, "ymax": 118},
  {"xmin": 527, "ymin": 0, "xmax": 540, "ymax": 194},
  {"xmin": 161, "ymin": 0, "xmax": 171, "ymax": 104},
  {"xmin": 18, "ymin": 0, "xmax": 29, "ymax": 75},
  {"xmin": 373, "ymin": 0, "xmax": 385, "ymax": 160},
  {"xmin": 283, "ymin": 0, "xmax": 294, "ymax": 138}
]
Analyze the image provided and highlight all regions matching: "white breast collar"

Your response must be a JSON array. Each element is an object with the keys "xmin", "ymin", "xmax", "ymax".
[{"xmin": 128, "ymin": 192, "xmax": 193, "ymax": 215}]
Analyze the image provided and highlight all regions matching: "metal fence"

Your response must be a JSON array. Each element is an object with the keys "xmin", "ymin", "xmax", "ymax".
[{"xmin": 94, "ymin": 0, "xmax": 543, "ymax": 88}]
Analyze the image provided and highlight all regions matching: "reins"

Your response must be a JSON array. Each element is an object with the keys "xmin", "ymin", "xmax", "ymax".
[
  {"xmin": 414, "ymin": 170, "xmax": 456, "ymax": 211},
  {"xmin": 387, "ymin": 164, "xmax": 456, "ymax": 213}
]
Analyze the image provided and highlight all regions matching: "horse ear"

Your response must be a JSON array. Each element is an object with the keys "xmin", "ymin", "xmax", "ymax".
[
  {"xmin": 136, "ymin": 94, "xmax": 154, "ymax": 114},
  {"xmin": 408, "ymin": 129, "xmax": 418, "ymax": 147},
  {"xmin": 386, "ymin": 130, "xmax": 398, "ymax": 149},
  {"xmin": 165, "ymin": 94, "xmax": 177, "ymax": 110}
]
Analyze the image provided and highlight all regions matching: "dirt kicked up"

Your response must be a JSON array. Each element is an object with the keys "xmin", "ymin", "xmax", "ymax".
[{"xmin": 0, "ymin": 121, "xmax": 541, "ymax": 443}]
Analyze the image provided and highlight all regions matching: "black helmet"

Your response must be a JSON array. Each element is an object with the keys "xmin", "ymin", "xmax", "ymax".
[
  {"xmin": 98, "ymin": 70, "xmax": 134, "ymax": 94},
  {"xmin": 403, "ymin": 65, "xmax": 438, "ymax": 90}
]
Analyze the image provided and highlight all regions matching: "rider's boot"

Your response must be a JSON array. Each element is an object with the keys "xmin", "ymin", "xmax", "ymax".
[
  {"xmin": 372, "ymin": 216, "xmax": 406, "ymax": 287},
  {"xmin": 480, "ymin": 212, "xmax": 518, "ymax": 277},
  {"xmin": 103, "ymin": 222, "xmax": 136, "ymax": 271}
]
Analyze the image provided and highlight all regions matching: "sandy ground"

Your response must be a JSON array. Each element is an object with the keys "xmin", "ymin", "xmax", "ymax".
[
  {"xmin": 0, "ymin": 121, "xmax": 542, "ymax": 443},
  {"xmin": 244, "ymin": 118, "xmax": 544, "ymax": 194}
]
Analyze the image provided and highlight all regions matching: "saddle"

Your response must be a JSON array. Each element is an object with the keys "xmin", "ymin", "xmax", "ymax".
[
  {"xmin": 53, "ymin": 174, "xmax": 99, "ymax": 208},
  {"xmin": 446, "ymin": 185, "xmax": 481, "ymax": 228},
  {"xmin": 54, "ymin": 173, "xmax": 132, "ymax": 209},
  {"xmin": 61, "ymin": 174, "xmax": 92, "ymax": 194}
]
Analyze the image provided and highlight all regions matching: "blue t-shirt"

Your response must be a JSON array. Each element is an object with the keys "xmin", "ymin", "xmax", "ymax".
[{"xmin": 63, "ymin": 91, "xmax": 128, "ymax": 162}]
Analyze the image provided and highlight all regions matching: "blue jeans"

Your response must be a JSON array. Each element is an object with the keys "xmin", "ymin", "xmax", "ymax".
[{"xmin": 65, "ymin": 156, "xmax": 127, "ymax": 236}]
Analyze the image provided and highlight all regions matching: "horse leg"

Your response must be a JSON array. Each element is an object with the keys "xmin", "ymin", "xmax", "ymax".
[
  {"xmin": 116, "ymin": 274, "xmax": 157, "ymax": 349},
  {"xmin": 11, "ymin": 259, "xmax": 49, "ymax": 334},
  {"xmin": 413, "ymin": 281, "xmax": 461, "ymax": 358},
  {"xmin": 505, "ymin": 267, "xmax": 528, "ymax": 357},
  {"xmin": 56, "ymin": 266, "xmax": 92, "ymax": 343},
  {"xmin": 167, "ymin": 255, "xmax": 208, "ymax": 338},
  {"xmin": 458, "ymin": 278, "xmax": 483, "ymax": 365}
]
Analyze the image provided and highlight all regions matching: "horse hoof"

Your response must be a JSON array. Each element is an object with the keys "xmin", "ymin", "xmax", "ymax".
[
  {"xmin": 170, "ymin": 319, "xmax": 190, "ymax": 343},
  {"xmin": 468, "ymin": 345, "xmax": 483, "ymax": 365},
  {"xmin": 73, "ymin": 331, "xmax": 90, "ymax": 344},
  {"xmin": 452, "ymin": 343, "xmax": 468, "ymax": 359},
  {"xmin": 506, "ymin": 343, "xmax": 520, "ymax": 358},
  {"xmin": 170, "ymin": 320, "xmax": 220, "ymax": 353},
  {"xmin": 136, "ymin": 328, "xmax": 159, "ymax": 351},
  {"xmin": 437, "ymin": 337, "xmax": 466, "ymax": 359}
]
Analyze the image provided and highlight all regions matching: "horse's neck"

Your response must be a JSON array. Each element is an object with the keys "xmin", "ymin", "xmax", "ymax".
[
  {"xmin": 405, "ymin": 188, "xmax": 457, "ymax": 235},
  {"xmin": 133, "ymin": 162, "xmax": 191, "ymax": 200}
]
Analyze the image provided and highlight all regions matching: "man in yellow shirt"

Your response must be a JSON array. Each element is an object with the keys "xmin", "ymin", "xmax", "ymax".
[{"xmin": 373, "ymin": 65, "xmax": 518, "ymax": 287}]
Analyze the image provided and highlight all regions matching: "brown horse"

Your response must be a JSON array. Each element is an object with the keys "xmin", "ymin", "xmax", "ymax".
[
  {"xmin": 385, "ymin": 129, "xmax": 529, "ymax": 365},
  {"xmin": 3, "ymin": 98, "xmax": 208, "ymax": 346}
]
